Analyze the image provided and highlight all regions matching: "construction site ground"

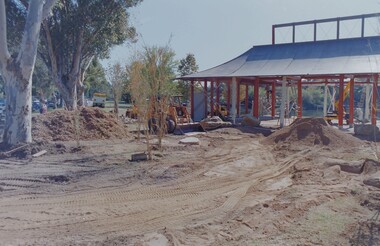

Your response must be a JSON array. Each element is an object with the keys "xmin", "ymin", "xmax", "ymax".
[{"xmin": 1, "ymin": 109, "xmax": 380, "ymax": 245}]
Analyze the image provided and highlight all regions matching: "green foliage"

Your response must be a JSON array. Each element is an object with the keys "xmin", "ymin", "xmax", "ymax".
[
  {"xmin": 178, "ymin": 53, "xmax": 199, "ymax": 77},
  {"xmin": 107, "ymin": 62, "xmax": 127, "ymax": 114},
  {"xmin": 37, "ymin": 0, "xmax": 142, "ymax": 109},
  {"xmin": 84, "ymin": 58, "xmax": 110, "ymax": 98},
  {"xmin": 140, "ymin": 45, "xmax": 178, "ymax": 97},
  {"xmin": 177, "ymin": 53, "xmax": 199, "ymax": 100},
  {"xmin": 5, "ymin": 0, "xmax": 26, "ymax": 52},
  {"xmin": 43, "ymin": 0, "xmax": 142, "ymax": 61},
  {"xmin": 32, "ymin": 59, "xmax": 55, "ymax": 99},
  {"xmin": 302, "ymin": 86, "xmax": 324, "ymax": 110}
]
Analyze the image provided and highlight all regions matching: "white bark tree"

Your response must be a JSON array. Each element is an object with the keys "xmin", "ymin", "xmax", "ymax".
[
  {"xmin": 0, "ymin": 0, "xmax": 57, "ymax": 145},
  {"xmin": 39, "ymin": 0, "xmax": 141, "ymax": 110}
]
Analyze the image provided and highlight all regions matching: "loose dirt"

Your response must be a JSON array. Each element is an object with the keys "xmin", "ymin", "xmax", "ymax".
[
  {"xmin": 32, "ymin": 107, "xmax": 128, "ymax": 141},
  {"xmin": 0, "ymin": 117, "xmax": 379, "ymax": 245},
  {"xmin": 262, "ymin": 117, "xmax": 364, "ymax": 148}
]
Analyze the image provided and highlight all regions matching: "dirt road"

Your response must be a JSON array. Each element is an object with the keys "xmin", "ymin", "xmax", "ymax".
[{"xmin": 0, "ymin": 126, "xmax": 379, "ymax": 245}]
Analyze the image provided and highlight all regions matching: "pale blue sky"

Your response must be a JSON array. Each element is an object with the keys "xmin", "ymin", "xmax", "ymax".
[{"xmin": 106, "ymin": 0, "xmax": 380, "ymax": 71}]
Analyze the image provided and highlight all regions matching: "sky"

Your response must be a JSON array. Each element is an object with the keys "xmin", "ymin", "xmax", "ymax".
[{"xmin": 105, "ymin": 0, "xmax": 380, "ymax": 71}]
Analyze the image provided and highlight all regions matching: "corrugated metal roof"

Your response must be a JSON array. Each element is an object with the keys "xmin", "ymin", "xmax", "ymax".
[{"xmin": 182, "ymin": 36, "xmax": 380, "ymax": 79}]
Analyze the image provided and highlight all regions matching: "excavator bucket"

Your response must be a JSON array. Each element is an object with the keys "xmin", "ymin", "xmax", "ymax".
[{"xmin": 173, "ymin": 122, "xmax": 204, "ymax": 135}]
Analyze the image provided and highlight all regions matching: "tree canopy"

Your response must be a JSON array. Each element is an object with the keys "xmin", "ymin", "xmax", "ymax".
[
  {"xmin": 83, "ymin": 58, "xmax": 110, "ymax": 98},
  {"xmin": 177, "ymin": 53, "xmax": 198, "ymax": 100},
  {"xmin": 39, "ymin": 0, "xmax": 142, "ymax": 109},
  {"xmin": 178, "ymin": 53, "xmax": 199, "ymax": 77}
]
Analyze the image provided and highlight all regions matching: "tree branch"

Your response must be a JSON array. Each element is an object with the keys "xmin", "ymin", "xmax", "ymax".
[
  {"xmin": 0, "ymin": 0, "xmax": 10, "ymax": 69},
  {"xmin": 42, "ymin": 20, "xmax": 58, "ymax": 79},
  {"xmin": 81, "ymin": 55, "xmax": 94, "ymax": 82},
  {"xmin": 42, "ymin": 0, "xmax": 58, "ymax": 19},
  {"xmin": 69, "ymin": 29, "xmax": 84, "ymax": 86},
  {"xmin": 17, "ymin": 0, "xmax": 46, "ymax": 79}
]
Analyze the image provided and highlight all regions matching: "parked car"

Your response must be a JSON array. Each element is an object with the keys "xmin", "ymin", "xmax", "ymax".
[
  {"xmin": 32, "ymin": 100, "xmax": 41, "ymax": 112},
  {"xmin": 47, "ymin": 100, "xmax": 57, "ymax": 109}
]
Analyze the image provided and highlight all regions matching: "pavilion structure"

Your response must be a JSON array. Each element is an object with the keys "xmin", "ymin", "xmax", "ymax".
[{"xmin": 180, "ymin": 13, "xmax": 380, "ymax": 128}]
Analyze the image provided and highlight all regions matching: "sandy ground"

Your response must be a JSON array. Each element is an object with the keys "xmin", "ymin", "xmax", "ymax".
[{"xmin": 0, "ymin": 120, "xmax": 380, "ymax": 245}]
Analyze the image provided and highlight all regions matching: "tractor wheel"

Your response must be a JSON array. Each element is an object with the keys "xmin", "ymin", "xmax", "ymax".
[
  {"xmin": 148, "ymin": 118, "xmax": 159, "ymax": 133},
  {"xmin": 166, "ymin": 119, "xmax": 176, "ymax": 133}
]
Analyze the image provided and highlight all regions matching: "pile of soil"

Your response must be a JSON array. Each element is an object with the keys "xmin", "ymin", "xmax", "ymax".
[
  {"xmin": 32, "ymin": 107, "xmax": 128, "ymax": 141},
  {"xmin": 262, "ymin": 118, "xmax": 364, "ymax": 148}
]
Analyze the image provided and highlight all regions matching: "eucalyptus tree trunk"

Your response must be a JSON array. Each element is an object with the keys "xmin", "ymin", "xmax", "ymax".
[
  {"xmin": 2, "ymin": 69, "xmax": 33, "ymax": 144},
  {"xmin": 58, "ymin": 79, "xmax": 77, "ymax": 110},
  {"xmin": 77, "ymin": 83, "xmax": 85, "ymax": 106},
  {"xmin": 43, "ymin": 26, "xmax": 85, "ymax": 110},
  {"xmin": 0, "ymin": 0, "xmax": 57, "ymax": 145}
]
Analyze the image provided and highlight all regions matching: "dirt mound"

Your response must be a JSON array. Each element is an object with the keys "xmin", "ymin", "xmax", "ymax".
[
  {"xmin": 262, "ymin": 118, "xmax": 364, "ymax": 148},
  {"xmin": 32, "ymin": 107, "xmax": 128, "ymax": 141}
]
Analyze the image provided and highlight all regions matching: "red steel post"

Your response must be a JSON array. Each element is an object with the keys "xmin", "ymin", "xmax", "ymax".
[
  {"xmin": 190, "ymin": 80, "xmax": 194, "ymax": 120},
  {"xmin": 237, "ymin": 79, "xmax": 240, "ymax": 116},
  {"xmin": 227, "ymin": 81, "xmax": 231, "ymax": 112},
  {"xmin": 204, "ymin": 80, "xmax": 208, "ymax": 118},
  {"xmin": 271, "ymin": 82, "xmax": 276, "ymax": 118},
  {"xmin": 210, "ymin": 80, "xmax": 214, "ymax": 116},
  {"xmin": 349, "ymin": 78, "xmax": 354, "ymax": 127},
  {"xmin": 254, "ymin": 78, "xmax": 260, "ymax": 118},
  {"xmin": 216, "ymin": 80, "xmax": 220, "ymax": 106},
  {"xmin": 245, "ymin": 84, "xmax": 249, "ymax": 114}
]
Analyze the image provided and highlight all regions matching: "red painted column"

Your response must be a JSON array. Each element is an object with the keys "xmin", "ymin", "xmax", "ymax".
[
  {"xmin": 349, "ymin": 78, "xmax": 354, "ymax": 127},
  {"xmin": 271, "ymin": 82, "xmax": 276, "ymax": 118},
  {"xmin": 210, "ymin": 80, "xmax": 214, "ymax": 116},
  {"xmin": 227, "ymin": 81, "xmax": 231, "ymax": 112},
  {"xmin": 372, "ymin": 74, "xmax": 378, "ymax": 126},
  {"xmin": 245, "ymin": 84, "xmax": 249, "ymax": 114},
  {"xmin": 338, "ymin": 75, "xmax": 344, "ymax": 128},
  {"xmin": 237, "ymin": 79, "xmax": 240, "ymax": 116},
  {"xmin": 190, "ymin": 80, "xmax": 194, "ymax": 120},
  {"xmin": 204, "ymin": 80, "xmax": 208, "ymax": 118},
  {"xmin": 216, "ymin": 80, "xmax": 220, "ymax": 106},
  {"xmin": 297, "ymin": 79, "xmax": 303, "ymax": 118},
  {"xmin": 254, "ymin": 78, "xmax": 260, "ymax": 118}
]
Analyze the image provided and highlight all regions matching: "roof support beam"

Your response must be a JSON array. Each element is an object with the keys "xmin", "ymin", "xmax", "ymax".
[
  {"xmin": 190, "ymin": 80, "xmax": 194, "ymax": 121},
  {"xmin": 372, "ymin": 74, "xmax": 378, "ymax": 126},
  {"xmin": 245, "ymin": 84, "xmax": 249, "ymax": 114},
  {"xmin": 204, "ymin": 80, "xmax": 207, "ymax": 119},
  {"xmin": 237, "ymin": 79, "xmax": 241, "ymax": 116},
  {"xmin": 280, "ymin": 77, "xmax": 287, "ymax": 128},
  {"xmin": 338, "ymin": 75, "xmax": 345, "ymax": 128},
  {"xmin": 349, "ymin": 78, "xmax": 355, "ymax": 127},
  {"xmin": 365, "ymin": 84, "xmax": 372, "ymax": 121},
  {"xmin": 323, "ymin": 83, "xmax": 329, "ymax": 117},
  {"xmin": 297, "ymin": 79, "xmax": 302, "ymax": 118},
  {"xmin": 231, "ymin": 77, "xmax": 237, "ymax": 124},
  {"xmin": 337, "ymin": 19, "xmax": 340, "ymax": 40},
  {"xmin": 361, "ymin": 16, "xmax": 365, "ymax": 38},
  {"xmin": 227, "ymin": 80, "xmax": 231, "ymax": 113},
  {"xmin": 271, "ymin": 82, "xmax": 276, "ymax": 118},
  {"xmin": 210, "ymin": 79, "xmax": 214, "ymax": 116},
  {"xmin": 216, "ymin": 80, "xmax": 220, "ymax": 107},
  {"xmin": 254, "ymin": 78, "xmax": 260, "ymax": 118}
]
